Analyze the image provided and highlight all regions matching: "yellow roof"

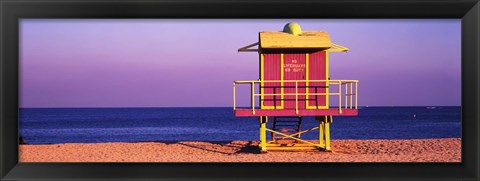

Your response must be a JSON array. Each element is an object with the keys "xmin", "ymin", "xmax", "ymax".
[{"xmin": 259, "ymin": 31, "xmax": 332, "ymax": 49}]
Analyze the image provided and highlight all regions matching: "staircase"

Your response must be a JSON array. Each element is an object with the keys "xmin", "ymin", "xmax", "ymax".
[{"xmin": 271, "ymin": 116, "xmax": 303, "ymax": 140}]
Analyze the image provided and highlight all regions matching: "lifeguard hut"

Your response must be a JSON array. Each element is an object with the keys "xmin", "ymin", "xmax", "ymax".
[{"xmin": 233, "ymin": 23, "xmax": 359, "ymax": 152}]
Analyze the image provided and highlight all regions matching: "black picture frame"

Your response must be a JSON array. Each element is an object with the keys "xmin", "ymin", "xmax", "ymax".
[{"xmin": 1, "ymin": 0, "xmax": 479, "ymax": 180}]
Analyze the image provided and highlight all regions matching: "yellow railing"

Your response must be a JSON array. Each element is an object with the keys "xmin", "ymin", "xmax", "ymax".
[{"xmin": 233, "ymin": 80, "xmax": 358, "ymax": 115}]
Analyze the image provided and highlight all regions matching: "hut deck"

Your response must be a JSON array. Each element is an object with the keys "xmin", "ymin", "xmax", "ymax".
[{"xmin": 234, "ymin": 108, "xmax": 358, "ymax": 117}]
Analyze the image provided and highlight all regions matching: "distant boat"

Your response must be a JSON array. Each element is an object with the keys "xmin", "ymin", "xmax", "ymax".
[
  {"xmin": 357, "ymin": 105, "xmax": 368, "ymax": 109},
  {"xmin": 426, "ymin": 107, "xmax": 436, "ymax": 109}
]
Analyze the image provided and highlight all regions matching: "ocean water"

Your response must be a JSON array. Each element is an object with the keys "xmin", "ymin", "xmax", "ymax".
[{"xmin": 19, "ymin": 107, "xmax": 461, "ymax": 144}]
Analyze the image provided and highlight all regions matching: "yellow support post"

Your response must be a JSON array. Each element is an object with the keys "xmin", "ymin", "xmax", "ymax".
[
  {"xmin": 233, "ymin": 82, "xmax": 236, "ymax": 110},
  {"xmin": 355, "ymin": 82, "xmax": 358, "ymax": 109},
  {"xmin": 338, "ymin": 83, "xmax": 342, "ymax": 113},
  {"xmin": 295, "ymin": 81, "xmax": 299, "ymax": 114},
  {"xmin": 324, "ymin": 116, "xmax": 332, "ymax": 151},
  {"xmin": 251, "ymin": 82, "xmax": 255, "ymax": 115},
  {"xmin": 260, "ymin": 53, "xmax": 264, "ymax": 109},
  {"xmin": 325, "ymin": 52, "xmax": 329, "ymax": 108},
  {"xmin": 345, "ymin": 83, "xmax": 348, "ymax": 109},
  {"xmin": 319, "ymin": 120, "xmax": 325, "ymax": 148},
  {"xmin": 259, "ymin": 116, "xmax": 267, "ymax": 153},
  {"xmin": 305, "ymin": 53, "xmax": 309, "ymax": 109},
  {"xmin": 280, "ymin": 53, "xmax": 284, "ymax": 109}
]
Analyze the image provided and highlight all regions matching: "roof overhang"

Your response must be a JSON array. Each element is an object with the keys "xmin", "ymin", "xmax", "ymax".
[
  {"xmin": 238, "ymin": 42, "xmax": 259, "ymax": 52},
  {"xmin": 238, "ymin": 42, "xmax": 348, "ymax": 53},
  {"xmin": 328, "ymin": 43, "xmax": 349, "ymax": 52},
  {"xmin": 259, "ymin": 31, "xmax": 332, "ymax": 49}
]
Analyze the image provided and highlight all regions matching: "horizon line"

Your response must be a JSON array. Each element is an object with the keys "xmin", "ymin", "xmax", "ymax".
[{"xmin": 19, "ymin": 105, "xmax": 462, "ymax": 109}]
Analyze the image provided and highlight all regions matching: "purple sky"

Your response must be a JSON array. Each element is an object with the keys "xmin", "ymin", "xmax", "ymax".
[{"xmin": 20, "ymin": 19, "xmax": 461, "ymax": 108}]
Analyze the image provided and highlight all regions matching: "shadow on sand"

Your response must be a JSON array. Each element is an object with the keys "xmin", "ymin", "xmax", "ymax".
[{"xmin": 155, "ymin": 140, "xmax": 261, "ymax": 155}]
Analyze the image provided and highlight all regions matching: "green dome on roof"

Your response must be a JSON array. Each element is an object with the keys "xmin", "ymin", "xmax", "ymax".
[{"xmin": 283, "ymin": 22, "xmax": 302, "ymax": 35}]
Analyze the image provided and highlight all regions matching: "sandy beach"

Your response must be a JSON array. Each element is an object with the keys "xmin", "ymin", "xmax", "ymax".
[{"xmin": 19, "ymin": 138, "xmax": 460, "ymax": 162}]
